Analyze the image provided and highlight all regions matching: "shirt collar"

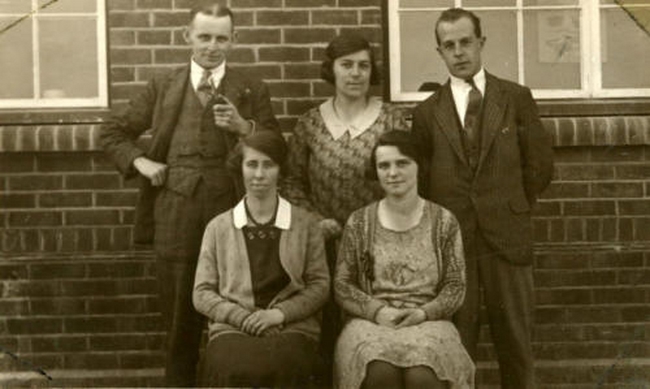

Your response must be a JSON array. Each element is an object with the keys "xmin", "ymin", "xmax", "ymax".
[
  {"xmin": 319, "ymin": 96, "xmax": 383, "ymax": 140},
  {"xmin": 190, "ymin": 58, "xmax": 226, "ymax": 90},
  {"xmin": 449, "ymin": 67, "xmax": 486, "ymax": 95},
  {"xmin": 233, "ymin": 196, "xmax": 292, "ymax": 230}
]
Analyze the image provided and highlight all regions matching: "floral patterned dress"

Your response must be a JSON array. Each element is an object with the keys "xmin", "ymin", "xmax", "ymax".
[{"xmin": 334, "ymin": 201, "xmax": 475, "ymax": 389}]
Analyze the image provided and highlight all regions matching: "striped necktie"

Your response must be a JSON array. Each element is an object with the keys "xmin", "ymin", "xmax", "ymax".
[
  {"xmin": 463, "ymin": 78, "xmax": 482, "ymax": 169},
  {"xmin": 196, "ymin": 69, "xmax": 212, "ymax": 106}
]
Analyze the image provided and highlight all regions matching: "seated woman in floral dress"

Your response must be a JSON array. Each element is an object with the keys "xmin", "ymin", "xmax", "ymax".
[
  {"xmin": 334, "ymin": 131, "xmax": 475, "ymax": 389},
  {"xmin": 193, "ymin": 131, "xmax": 330, "ymax": 387}
]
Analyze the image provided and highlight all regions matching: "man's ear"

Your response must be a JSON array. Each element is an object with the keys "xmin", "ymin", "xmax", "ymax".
[
  {"xmin": 183, "ymin": 26, "xmax": 191, "ymax": 44},
  {"xmin": 435, "ymin": 46, "xmax": 442, "ymax": 56},
  {"xmin": 479, "ymin": 36, "xmax": 486, "ymax": 49},
  {"xmin": 231, "ymin": 30, "xmax": 238, "ymax": 43}
]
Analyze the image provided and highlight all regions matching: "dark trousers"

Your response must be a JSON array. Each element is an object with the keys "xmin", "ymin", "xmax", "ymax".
[
  {"xmin": 453, "ymin": 229, "xmax": 536, "ymax": 389},
  {"xmin": 154, "ymin": 182, "xmax": 235, "ymax": 387},
  {"xmin": 318, "ymin": 238, "xmax": 342, "ymax": 387}
]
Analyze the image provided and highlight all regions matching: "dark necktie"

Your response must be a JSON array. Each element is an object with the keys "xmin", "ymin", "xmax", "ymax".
[
  {"xmin": 196, "ymin": 69, "xmax": 212, "ymax": 106},
  {"xmin": 463, "ymin": 78, "xmax": 482, "ymax": 169}
]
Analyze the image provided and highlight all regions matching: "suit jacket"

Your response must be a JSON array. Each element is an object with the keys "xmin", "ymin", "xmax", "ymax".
[
  {"xmin": 412, "ymin": 72, "xmax": 553, "ymax": 265},
  {"xmin": 100, "ymin": 65, "xmax": 279, "ymax": 244}
]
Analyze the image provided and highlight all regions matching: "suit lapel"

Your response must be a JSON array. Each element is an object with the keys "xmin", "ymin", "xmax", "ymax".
[
  {"xmin": 216, "ymin": 67, "xmax": 246, "ymax": 109},
  {"xmin": 432, "ymin": 82, "xmax": 468, "ymax": 166},
  {"xmin": 148, "ymin": 66, "xmax": 189, "ymax": 161},
  {"xmin": 477, "ymin": 73, "xmax": 507, "ymax": 170}
]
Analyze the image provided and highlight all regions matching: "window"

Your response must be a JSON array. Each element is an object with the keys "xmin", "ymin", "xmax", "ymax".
[
  {"xmin": 0, "ymin": 0, "xmax": 107, "ymax": 109},
  {"xmin": 386, "ymin": 0, "xmax": 650, "ymax": 101}
]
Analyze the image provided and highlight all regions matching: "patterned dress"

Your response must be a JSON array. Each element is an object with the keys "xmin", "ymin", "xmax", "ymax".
[
  {"xmin": 282, "ymin": 97, "xmax": 409, "ymax": 224},
  {"xmin": 334, "ymin": 201, "xmax": 475, "ymax": 389}
]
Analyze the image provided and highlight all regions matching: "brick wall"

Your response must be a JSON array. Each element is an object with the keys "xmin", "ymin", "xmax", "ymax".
[{"xmin": 1, "ymin": 0, "xmax": 649, "ymax": 386}]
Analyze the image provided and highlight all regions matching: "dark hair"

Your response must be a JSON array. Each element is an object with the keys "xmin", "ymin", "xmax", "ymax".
[
  {"xmin": 366, "ymin": 130, "xmax": 422, "ymax": 181},
  {"xmin": 189, "ymin": 0, "xmax": 234, "ymax": 27},
  {"xmin": 227, "ymin": 131, "xmax": 288, "ymax": 177},
  {"xmin": 321, "ymin": 34, "xmax": 380, "ymax": 86},
  {"xmin": 435, "ymin": 8, "xmax": 482, "ymax": 46}
]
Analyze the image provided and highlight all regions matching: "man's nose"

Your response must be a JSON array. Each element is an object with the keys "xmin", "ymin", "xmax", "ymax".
[{"xmin": 453, "ymin": 43, "xmax": 463, "ymax": 56}]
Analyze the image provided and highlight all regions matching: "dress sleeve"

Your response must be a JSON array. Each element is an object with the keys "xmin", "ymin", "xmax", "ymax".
[
  {"xmin": 420, "ymin": 210, "xmax": 466, "ymax": 321},
  {"xmin": 334, "ymin": 213, "xmax": 386, "ymax": 322},
  {"xmin": 193, "ymin": 221, "xmax": 251, "ymax": 329},
  {"xmin": 281, "ymin": 115, "xmax": 324, "ymax": 219}
]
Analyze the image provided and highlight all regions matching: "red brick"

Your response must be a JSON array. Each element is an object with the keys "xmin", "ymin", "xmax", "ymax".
[
  {"xmin": 285, "ymin": 63, "xmax": 321, "ymax": 80},
  {"xmin": 117, "ymin": 314, "xmax": 163, "ymax": 332},
  {"xmin": 64, "ymin": 317, "xmax": 119, "ymax": 333},
  {"xmin": 536, "ymin": 288, "xmax": 592, "ymax": 305},
  {"xmin": 0, "ymin": 300, "xmax": 29, "ymax": 316},
  {"xmin": 616, "ymin": 164, "xmax": 650, "ymax": 179},
  {"xmin": 65, "ymin": 174, "xmax": 121, "ymax": 190},
  {"xmin": 6, "ymin": 318, "xmax": 63, "ymax": 334},
  {"xmin": 566, "ymin": 307, "xmax": 622, "ymax": 323},
  {"xmin": 361, "ymin": 9, "xmax": 381, "ymax": 24},
  {"xmin": 618, "ymin": 269, "xmax": 650, "ymax": 285},
  {"xmin": 64, "ymin": 353, "xmax": 119, "ymax": 369},
  {"xmin": 65, "ymin": 210, "xmax": 121, "ymax": 226},
  {"xmin": 109, "ymin": 30, "xmax": 135, "ymax": 46},
  {"xmin": 634, "ymin": 218, "xmax": 650, "ymax": 241},
  {"xmin": 111, "ymin": 48, "xmax": 152, "ymax": 65},
  {"xmin": 313, "ymin": 80, "xmax": 335, "ymax": 97},
  {"xmin": 621, "ymin": 305, "xmax": 650, "ymax": 322},
  {"xmin": 0, "ymin": 154, "xmax": 34, "ymax": 172},
  {"xmin": 112, "ymin": 227, "xmax": 134, "ymax": 250},
  {"xmin": 268, "ymin": 82, "xmax": 310, "ymax": 98},
  {"xmin": 556, "ymin": 164, "xmax": 615, "ymax": 181},
  {"xmin": 30, "ymin": 298, "xmax": 86, "ymax": 315},
  {"xmin": 593, "ymin": 288, "xmax": 646, "ymax": 304},
  {"xmin": 232, "ymin": 0, "xmax": 282, "ymax": 7},
  {"xmin": 137, "ymin": 30, "xmax": 172, "ymax": 45},
  {"xmin": 536, "ymin": 270, "xmax": 617, "ymax": 288},
  {"xmin": 0, "ymin": 194, "xmax": 36, "ymax": 209},
  {"xmin": 259, "ymin": 47, "xmax": 310, "ymax": 62},
  {"xmin": 94, "ymin": 191, "xmax": 138, "ymax": 207},
  {"xmin": 284, "ymin": 27, "xmax": 336, "ymax": 44},
  {"xmin": 553, "ymin": 147, "xmax": 590, "ymax": 163},
  {"xmin": 111, "ymin": 67, "xmax": 136, "ymax": 82},
  {"xmin": 535, "ymin": 307, "xmax": 567, "ymax": 324},
  {"xmin": 618, "ymin": 218, "xmax": 634, "ymax": 241},
  {"xmin": 339, "ymin": 26, "xmax": 381, "ymax": 43},
  {"xmin": 0, "ymin": 265, "xmax": 28, "ymax": 280},
  {"xmin": 108, "ymin": 12, "xmax": 149, "ymax": 28},
  {"xmin": 39, "ymin": 192, "xmax": 93, "ymax": 208},
  {"xmin": 108, "ymin": 0, "xmax": 135, "ymax": 10},
  {"xmin": 120, "ymin": 352, "xmax": 164, "ymax": 369},
  {"xmin": 312, "ymin": 10, "xmax": 358, "ymax": 25},
  {"xmin": 278, "ymin": 117, "xmax": 298, "ymax": 133},
  {"xmin": 235, "ymin": 28, "xmax": 281, "ymax": 44},
  {"xmin": 228, "ymin": 48, "xmax": 255, "ymax": 63},
  {"xmin": 8, "ymin": 211, "xmax": 62, "ymax": 227},
  {"xmin": 286, "ymin": 99, "xmax": 320, "ymax": 116},
  {"xmin": 153, "ymin": 11, "xmax": 188, "ymax": 27},
  {"xmin": 534, "ymin": 201, "xmax": 561, "ymax": 216},
  {"xmin": 232, "ymin": 64, "xmax": 281, "ymax": 80},
  {"xmin": 89, "ymin": 334, "xmax": 147, "ymax": 351},
  {"xmin": 591, "ymin": 146, "xmax": 644, "ymax": 162},
  {"xmin": 31, "ymin": 336, "xmax": 88, "ymax": 353},
  {"xmin": 60, "ymin": 280, "xmax": 118, "ymax": 297},
  {"xmin": 9, "ymin": 175, "xmax": 64, "ymax": 191},
  {"xmin": 36, "ymin": 153, "xmax": 93, "ymax": 172},
  {"xmin": 88, "ymin": 297, "xmax": 150, "ymax": 314},
  {"xmin": 87, "ymin": 262, "xmax": 147, "ymax": 278},
  {"xmin": 30, "ymin": 263, "xmax": 85, "ymax": 280},
  {"xmin": 564, "ymin": 200, "xmax": 616, "ymax": 216},
  {"xmin": 565, "ymin": 218, "xmax": 584, "ymax": 241},
  {"xmin": 135, "ymin": 66, "xmax": 178, "ymax": 81},
  {"xmin": 533, "ymin": 219, "xmax": 549, "ymax": 242},
  {"xmin": 540, "ymin": 182, "xmax": 590, "ymax": 199},
  {"xmin": 285, "ymin": 0, "xmax": 335, "ymax": 5},
  {"xmin": 619, "ymin": 200, "xmax": 650, "ymax": 215},
  {"xmin": 137, "ymin": 0, "xmax": 172, "ymax": 9},
  {"xmin": 153, "ymin": 47, "xmax": 191, "ymax": 64},
  {"xmin": 339, "ymin": 0, "xmax": 379, "ymax": 6},
  {"xmin": 585, "ymin": 218, "xmax": 600, "ymax": 241},
  {"xmin": 591, "ymin": 182, "xmax": 644, "ymax": 198},
  {"xmin": 257, "ymin": 10, "xmax": 308, "ymax": 25}
]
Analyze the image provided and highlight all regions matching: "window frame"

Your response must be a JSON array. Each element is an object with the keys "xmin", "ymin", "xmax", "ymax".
[
  {"xmin": 0, "ymin": 0, "xmax": 109, "ymax": 110},
  {"xmin": 383, "ymin": 0, "xmax": 650, "ymax": 109}
]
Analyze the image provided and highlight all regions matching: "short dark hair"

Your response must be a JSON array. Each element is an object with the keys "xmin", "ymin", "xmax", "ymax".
[
  {"xmin": 366, "ymin": 130, "xmax": 422, "ymax": 181},
  {"xmin": 321, "ymin": 34, "xmax": 381, "ymax": 86},
  {"xmin": 435, "ymin": 8, "xmax": 482, "ymax": 46},
  {"xmin": 227, "ymin": 131, "xmax": 288, "ymax": 177},
  {"xmin": 189, "ymin": 0, "xmax": 234, "ymax": 27}
]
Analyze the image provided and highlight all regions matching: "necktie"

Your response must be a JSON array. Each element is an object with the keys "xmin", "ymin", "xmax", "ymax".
[
  {"xmin": 196, "ymin": 69, "xmax": 213, "ymax": 106},
  {"xmin": 463, "ymin": 78, "xmax": 482, "ymax": 169}
]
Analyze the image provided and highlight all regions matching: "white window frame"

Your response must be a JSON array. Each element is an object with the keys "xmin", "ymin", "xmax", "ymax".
[
  {"xmin": 0, "ymin": 0, "xmax": 108, "ymax": 109},
  {"xmin": 387, "ymin": 0, "xmax": 650, "ymax": 102}
]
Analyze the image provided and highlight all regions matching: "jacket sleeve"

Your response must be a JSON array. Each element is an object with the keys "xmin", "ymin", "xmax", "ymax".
[
  {"xmin": 272, "ymin": 217, "xmax": 330, "ymax": 323},
  {"xmin": 281, "ymin": 116, "xmax": 325, "ymax": 219},
  {"xmin": 420, "ymin": 211, "xmax": 466, "ymax": 321},
  {"xmin": 411, "ymin": 104, "xmax": 432, "ymax": 199},
  {"xmin": 516, "ymin": 87, "xmax": 554, "ymax": 204},
  {"xmin": 250, "ymin": 80, "xmax": 280, "ymax": 133},
  {"xmin": 193, "ymin": 221, "xmax": 251, "ymax": 329},
  {"xmin": 334, "ymin": 214, "xmax": 386, "ymax": 322},
  {"xmin": 99, "ymin": 79, "xmax": 157, "ymax": 177}
]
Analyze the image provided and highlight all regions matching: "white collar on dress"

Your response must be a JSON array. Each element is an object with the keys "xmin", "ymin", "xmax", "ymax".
[
  {"xmin": 319, "ymin": 96, "xmax": 383, "ymax": 140},
  {"xmin": 233, "ymin": 195, "xmax": 291, "ymax": 230}
]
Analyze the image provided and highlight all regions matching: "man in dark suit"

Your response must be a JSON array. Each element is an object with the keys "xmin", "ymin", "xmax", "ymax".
[
  {"xmin": 412, "ymin": 8, "xmax": 554, "ymax": 389},
  {"xmin": 100, "ymin": 2, "xmax": 279, "ymax": 386}
]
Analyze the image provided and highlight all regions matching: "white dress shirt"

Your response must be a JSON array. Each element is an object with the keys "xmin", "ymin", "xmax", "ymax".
[
  {"xmin": 190, "ymin": 59, "xmax": 226, "ymax": 92},
  {"xmin": 450, "ymin": 68, "xmax": 486, "ymax": 125}
]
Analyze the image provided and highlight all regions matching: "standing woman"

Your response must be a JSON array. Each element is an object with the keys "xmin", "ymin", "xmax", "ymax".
[
  {"xmin": 334, "ymin": 131, "xmax": 474, "ymax": 389},
  {"xmin": 193, "ymin": 131, "xmax": 330, "ymax": 387},
  {"xmin": 282, "ymin": 34, "xmax": 409, "ymax": 377}
]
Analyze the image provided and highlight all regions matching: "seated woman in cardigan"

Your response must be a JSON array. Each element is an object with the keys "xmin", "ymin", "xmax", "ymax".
[
  {"xmin": 334, "ymin": 130, "xmax": 475, "ymax": 389},
  {"xmin": 193, "ymin": 131, "xmax": 330, "ymax": 387}
]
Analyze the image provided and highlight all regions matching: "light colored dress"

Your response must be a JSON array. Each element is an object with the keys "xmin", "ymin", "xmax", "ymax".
[{"xmin": 334, "ymin": 201, "xmax": 475, "ymax": 389}]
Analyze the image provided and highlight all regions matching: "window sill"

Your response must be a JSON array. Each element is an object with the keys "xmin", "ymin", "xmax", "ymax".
[
  {"xmin": 0, "ymin": 108, "xmax": 111, "ymax": 126},
  {"xmin": 537, "ymin": 98, "xmax": 650, "ymax": 117}
]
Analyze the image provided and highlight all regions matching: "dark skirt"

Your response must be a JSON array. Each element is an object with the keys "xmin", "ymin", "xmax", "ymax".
[{"xmin": 201, "ymin": 332, "xmax": 320, "ymax": 388}]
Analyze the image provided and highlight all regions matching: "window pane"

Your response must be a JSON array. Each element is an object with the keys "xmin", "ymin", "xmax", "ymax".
[
  {"xmin": 0, "ymin": 17, "xmax": 34, "ymax": 98},
  {"xmin": 0, "ymin": 0, "xmax": 32, "ymax": 13},
  {"xmin": 39, "ymin": 18, "xmax": 98, "ymax": 98},
  {"xmin": 38, "ymin": 0, "xmax": 96, "ymax": 13},
  {"xmin": 477, "ymin": 10, "xmax": 518, "ymax": 82},
  {"xmin": 400, "ymin": 0, "xmax": 453, "ymax": 8},
  {"xmin": 399, "ymin": 11, "xmax": 443, "ymax": 91},
  {"xmin": 523, "ymin": 9, "xmax": 581, "ymax": 89},
  {"xmin": 524, "ymin": 0, "xmax": 579, "ymax": 5},
  {"xmin": 601, "ymin": 6, "xmax": 650, "ymax": 88},
  {"xmin": 463, "ymin": 0, "xmax": 516, "ymax": 7}
]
